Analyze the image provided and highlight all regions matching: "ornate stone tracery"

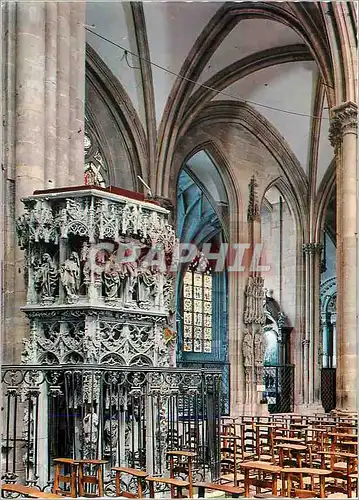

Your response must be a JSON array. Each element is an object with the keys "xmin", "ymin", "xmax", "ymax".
[
  {"xmin": 242, "ymin": 274, "xmax": 267, "ymax": 409},
  {"xmin": 247, "ymin": 175, "xmax": 260, "ymax": 223},
  {"xmin": 16, "ymin": 187, "xmax": 177, "ymax": 369}
]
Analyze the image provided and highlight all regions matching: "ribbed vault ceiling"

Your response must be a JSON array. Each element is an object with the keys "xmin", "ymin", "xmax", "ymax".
[{"xmin": 85, "ymin": 1, "xmax": 334, "ymax": 192}]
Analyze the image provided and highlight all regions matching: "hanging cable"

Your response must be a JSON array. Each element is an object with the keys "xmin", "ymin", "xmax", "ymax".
[{"xmin": 86, "ymin": 27, "xmax": 330, "ymax": 121}]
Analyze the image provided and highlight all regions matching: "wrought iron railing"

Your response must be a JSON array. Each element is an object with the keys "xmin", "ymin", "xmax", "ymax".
[
  {"xmin": 1, "ymin": 365, "xmax": 221, "ymax": 495},
  {"xmin": 262, "ymin": 365, "xmax": 295, "ymax": 413}
]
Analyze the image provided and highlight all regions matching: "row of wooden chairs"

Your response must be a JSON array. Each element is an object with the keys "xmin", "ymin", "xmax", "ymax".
[{"xmin": 218, "ymin": 413, "xmax": 358, "ymax": 498}]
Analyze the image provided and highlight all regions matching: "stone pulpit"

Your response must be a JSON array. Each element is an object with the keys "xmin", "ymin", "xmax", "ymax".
[{"xmin": 16, "ymin": 186, "xmax": 177, "ymax": 368}]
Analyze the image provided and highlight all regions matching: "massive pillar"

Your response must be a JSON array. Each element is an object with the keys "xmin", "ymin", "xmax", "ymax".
[
  {"xmin": 329, "ymin": 101, "xmax": 358, "ymax": 411},
  {"xmin": 2, "ymin": 2, "xmax": 85, "ymax": 363}
]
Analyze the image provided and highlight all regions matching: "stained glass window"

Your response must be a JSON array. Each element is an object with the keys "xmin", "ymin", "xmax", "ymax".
[{"xmin": 182, "ymin": 254, "xmax": 213, "ymax": 353}]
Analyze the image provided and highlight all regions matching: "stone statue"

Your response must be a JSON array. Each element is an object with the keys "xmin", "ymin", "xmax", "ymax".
[
  {"xmin": 103, "ymin": 253, "xmax": 125, "ymax": 299},
  {"xmin": 242, "ymin": 329, "xmax": 253, "ymax": 367},
  {"xmin": 103, "ymin": 418, "xmax": 119, "ymax": 455},
  {"xmin": 254, "ymin": 328, "xmax": 266, "ymax": 366},
  {"xmin": 60, "ymin": 251, "xmax": 80, "ymax": 303},
  {"xmin": 83, "ymin": 412, "xmax": 99, "ymax": 458},
  {"xmin": 163, "ymin": 274, "xmax": 175, "ymax": 312},
  {"xmin": 34, "ymin": 253, "xmax": 58, "ymax": 302},
  {"xmin": 137, "ymin": 261, "xmax": 158, "ymax": 304}
]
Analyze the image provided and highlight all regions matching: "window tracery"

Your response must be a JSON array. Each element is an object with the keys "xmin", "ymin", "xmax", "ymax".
[
  {"xmin": 84, "ymin": 124, "xmax": 108, "ymax": 187},
  {"xmin": 182, "ymin": 252, "xmax": 212, "ymax": 353}
]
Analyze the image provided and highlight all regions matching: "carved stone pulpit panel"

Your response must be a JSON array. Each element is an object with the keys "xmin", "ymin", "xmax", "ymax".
[{"xmin": 16, "ymin": 186, "xmax": 178, "ymax": 368}]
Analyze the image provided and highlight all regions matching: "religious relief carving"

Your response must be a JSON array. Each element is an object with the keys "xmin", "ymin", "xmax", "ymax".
[
  {"xmin": 18, "ymin": 188, "xmax": 177, "ymax": 373},
  {"xmin": 103, "ymin": 253, "xmax": 126, "ymax": 300},
  {"xmin": 60, "ymin": 252, "xmax": 81, "ymax": 303},
  {"xmin": 254, "ymin": 328, "xmax": 266, "ymax": 385},
  {"xmin": 329, "ymin": 101, "xmax": 358, "ymax": 151},
  {"xmin": 137, "ymin": 261, "xmax": 158, "ymax": 308},
  {"xmin": 242, "ymin": 329, "xmax": 254, "ymax": 367},
  {"xmin": 83, "ymin": 412, "xmax": 99, "ymax": 458},
  {"xmin": 247, "ymin": 175, "xmax": 260, "ymax": 223},
  {"xmin": 33, "ymin": 253, "xmax": 59, "ymax": 304},
  {"xmin": 254, "ymin": 328, "xmax": 266, "ymax": 367},
  {"xmin": 163, "ymin": 274, "xmax": 175, "ymax": 312},
  {"xmin": 103, "ymin": 418, "xmax": 119, "ymax": 456},
  {"xmin": 243, "ymin": 276, "xmax": 266, "ymax": 325}
]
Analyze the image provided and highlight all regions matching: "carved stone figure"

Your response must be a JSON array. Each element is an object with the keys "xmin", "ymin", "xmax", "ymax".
[
  {"xmin": 103, "ymin": 253, "xmax": 125, "ymax": 299},
  {"xmin": 83, "ymin": 412, "xmax": 99, "ymax": 458},
  {"xmin": 244, "ymin": 276, "xmax": 266, "ymax": 324},
  {"xmin": 34, "ymin": 253, "xmax": 58, "ymax": 302},
  {"xmin": 61, "ymin": 252, "xmax": 80, "ymax": 303},
  {"xmin": 163, "ymin": 274, "xmax": 175, "ymax": 312},
  {"xmin": 103, "ymin": 418, "xmax": 119, "ymax": 455},
  {"xmin": 137, "ymin": 261, "xmax": 158, "ymax": 305},
  {"xmin": 254, "ymin": 328, "xmax": 266, "ymax": 366},
  {"xmin": 242, "ymin": 329, "xmax": 253, "ymax": 367}
]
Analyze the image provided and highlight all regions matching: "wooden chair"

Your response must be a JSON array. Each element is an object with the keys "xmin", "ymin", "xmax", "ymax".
[
  {"xmin": 111, "ymin": 466, "xmax": 148, "ymax": 498},
  {"xmin": 167, "ymin": 450, "xmax": 196, "ymax": 498},
  {"xmin": 53, "ymin": 458, "xmax": 79, "ymax": 497},
  {"xmin": 219, "ymin": 435, "xmax": 244, "ymax": 486},
  {"xmin": 77, "ymin": 459, "xmax": 107, "ymax": 498},
  {"xmin": 281, "ymin": 467, "xmax": 332, "ymax": 499},
  {"xmin": 239, "ymin": 461, "xmax": 282, "ymax": 498},
  {"xmin": 318, "ymin": 450, "xmax": 358, "ymax": 498},
  {"xmin": 145, "ymin": 476, "xmax": 189, "ymax": 498},
  {"xmin": 1, "ymin": 484, "xmax": 62, "ymax": 499}
]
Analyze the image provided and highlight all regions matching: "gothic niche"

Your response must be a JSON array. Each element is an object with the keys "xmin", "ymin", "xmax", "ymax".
[
  {"xmin": 32, "ymin": 251, "xmax": 59, "ymax": 305},
  {"xmin": 61, "ymin": 251, "xmax": 81, "ymax": 303}
]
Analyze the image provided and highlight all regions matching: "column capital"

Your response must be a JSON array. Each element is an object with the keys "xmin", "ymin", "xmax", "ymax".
[
  {"xmin": 303, "ymin": 242, "xmax": 323, "ymax": 255},
  {"xmin": 329, "ymin": 101, "xmax": 358, "ymax": 150},
  {"xmin": 302, "ymin": 339, "xmax": 310, "ymax": 346}
]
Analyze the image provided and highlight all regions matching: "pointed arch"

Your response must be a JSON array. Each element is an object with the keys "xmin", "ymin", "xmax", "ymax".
[{"xmin": 85, "ymin": 44, "xmax": 148, "ymax": 190}]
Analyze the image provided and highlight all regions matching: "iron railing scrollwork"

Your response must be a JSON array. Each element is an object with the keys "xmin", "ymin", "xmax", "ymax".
[{"xmin": 1, "ymin": 365, "xmax": 221, "ymax": 495}]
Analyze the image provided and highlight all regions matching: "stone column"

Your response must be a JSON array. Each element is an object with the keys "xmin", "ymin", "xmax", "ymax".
[
  {"xmin": 2, "ymin": 1, "xmax": 86, "ymax": 363},
  {"xmin": 302, "ymin": 243, "xmax": 323, "ymax": 411},
  {"xmin": 329, "ymin": 101, "xmax": 358, "ymax": 411}
]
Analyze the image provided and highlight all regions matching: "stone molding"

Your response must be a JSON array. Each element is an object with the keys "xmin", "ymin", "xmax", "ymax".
[{"xmin": 329, "ymin": 101, "xmax": 358, "ymax": 150}]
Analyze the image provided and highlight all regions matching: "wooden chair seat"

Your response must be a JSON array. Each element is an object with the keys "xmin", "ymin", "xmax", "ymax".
[
  {"xmin": 1, "ymin": 484, "xmax": 62, "ymax": 498},
  {"xmin": 146, "ymin": 477, "xmax": 189, "ymax": 487},
  {"xmin": 146, "ymin": 476, "xmax": 189, "ymax": 499},
  {"xmin": 194, "ymin": 481, "xmax": 244, "ymax": 498},
  {"xmin": 111, "ymin": 467, "xmax": 148, "ymax": 478},
  {"xmin": 220, "ymin": 473, "xmax": 245, "ymax": 483},
  {"xmin": 111, "ymin": 466, "xmax": 148, "ymax": 498},
  {"xmin": 294, "ymin": 488, "xmax": 319, "ymax": 498}
]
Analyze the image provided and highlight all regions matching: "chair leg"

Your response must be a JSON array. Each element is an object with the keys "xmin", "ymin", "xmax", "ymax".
[
  {"xmin": 71, "ymin": 465, "xmax": 77, "ymax": 498},
  {"xmin": 97, "ymin": 466, "xmax": 104, "ymax": 497},
  {"xmin": 115, "ymin": 472, "xmax": 121, "ymax": 497},
  {"xmin": 78, "ymin": 464, "xmax": 84, "ymax": 497},
  {"xmin": 53, "ymin": 464, "xmax": 60, "ymax": 494}
]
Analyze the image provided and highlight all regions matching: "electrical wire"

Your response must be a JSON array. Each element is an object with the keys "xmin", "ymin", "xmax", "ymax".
[{"xmin": 86, "ymin": 26, "xmax": 329, "ymax": 121}]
